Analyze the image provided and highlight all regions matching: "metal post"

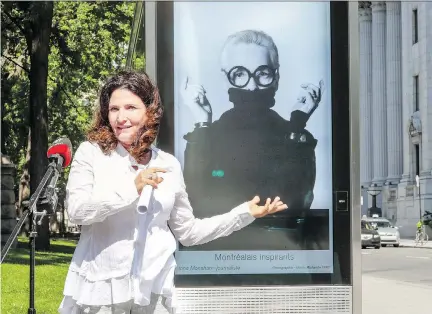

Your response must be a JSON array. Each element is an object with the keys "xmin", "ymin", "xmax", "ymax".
[
  {"xmin": 348, "ymin": 2, "xmax": 361, "ymax": 314},
  {"xmin": 145, "ymin": 1, "xmax": 157, "ymax": 82},
  {"xmin": 28, "ymin": 213, "xmax": 36, "ymax": 314},
  {"xmin": 126, "ymin": 1, "xmax": 145, "ymax": 69},
  {"xmin": 416, "ymin": 175, "xmax": 421, "ymax": 219},
  {"xmin": 419, "ymin": 185, "xmax": 422, "ymax": 220}
]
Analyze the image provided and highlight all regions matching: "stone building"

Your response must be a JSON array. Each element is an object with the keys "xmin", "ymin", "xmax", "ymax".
[{"xmin": 359, "ymin": 1, "xmax": 432, "ymax": 237}]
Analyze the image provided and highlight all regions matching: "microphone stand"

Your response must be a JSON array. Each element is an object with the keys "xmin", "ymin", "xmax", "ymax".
[{"xmin": 1, "ymin": 154, "xmax": 63, "ymax": 314}]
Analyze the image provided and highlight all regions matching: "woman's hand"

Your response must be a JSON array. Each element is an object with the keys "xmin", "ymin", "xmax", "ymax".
[
  {"xmin": 248, "ymin": 196, "xmax": 288, "ymax": 218},
  {"xmin": 134, "ymin": 167, "xmax": 167, "ymax": 194},
  {"xmin": 292, "ymin": 79, "xmax": 325, "ymax": 118}
]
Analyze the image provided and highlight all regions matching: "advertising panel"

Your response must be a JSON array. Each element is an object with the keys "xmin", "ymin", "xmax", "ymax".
[{"xmin": 173, "ymin": 1, "xmax": 334, "ymax": 275}]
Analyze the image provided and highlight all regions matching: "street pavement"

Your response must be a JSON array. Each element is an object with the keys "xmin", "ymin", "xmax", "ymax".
[
  {"xmin": 362, "ymin": 246, "xmax": 432, "ymax": 313},
  {"xmin": 399, "ymin": 238, "xmax": 432, "ymax": 249}
]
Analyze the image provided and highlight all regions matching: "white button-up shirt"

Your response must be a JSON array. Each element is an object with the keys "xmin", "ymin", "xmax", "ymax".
[{"xmin": 60, "ymin": 141, "xmax": 255, "ymax": 310}]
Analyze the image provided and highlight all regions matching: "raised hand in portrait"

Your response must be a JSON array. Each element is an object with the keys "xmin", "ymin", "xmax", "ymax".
[
  {"xmin": 292, "ymin": 79, "xmax": 325, "ymax": 118},
  {"xmin": 181, "ymin": 76, "xmax": 213, "ymax": 123},
  {"xmin": 248, "ymin": 196, "xmax": 288, "ymax": 218}
]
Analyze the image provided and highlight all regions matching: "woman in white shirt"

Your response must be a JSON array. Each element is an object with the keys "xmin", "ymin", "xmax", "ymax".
[{"xmin": 59, "ymin": 70, "xmax": 288, "ymax": 314}]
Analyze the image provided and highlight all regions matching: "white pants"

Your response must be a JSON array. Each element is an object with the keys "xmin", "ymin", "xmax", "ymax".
[{"xmin": 59, "ymin": 294, "xmax": 174, "ymax": 314}]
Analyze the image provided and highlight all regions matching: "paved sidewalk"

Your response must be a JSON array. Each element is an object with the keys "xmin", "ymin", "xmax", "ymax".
[
  {"xmin": 399, "ymin": 238, "xmax": 432, "ymax": 249},
  {"xmin": 362, "ymin": 275, "xmax": 431, "ymax": 313}
]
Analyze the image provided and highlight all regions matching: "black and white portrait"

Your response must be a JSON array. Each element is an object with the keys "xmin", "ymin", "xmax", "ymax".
[{"xmin": 173, "ymin": 2, "xmax": 334, "ymax": 274}]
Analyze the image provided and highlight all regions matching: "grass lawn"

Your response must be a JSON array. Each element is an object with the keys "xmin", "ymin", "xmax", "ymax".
[{"xmin": 1, "ymin": 237, "xmax": 77, "ymax": 314}]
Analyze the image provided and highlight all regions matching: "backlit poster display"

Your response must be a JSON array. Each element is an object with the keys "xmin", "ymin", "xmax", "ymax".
[{"xmin": 173, "ymin": 1, "xmax": 334, "ymax": 275}]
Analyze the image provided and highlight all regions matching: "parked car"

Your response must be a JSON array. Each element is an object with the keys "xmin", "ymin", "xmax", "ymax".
[
  {"xmin": 361, "ymin": 220, "xmax": 381, "ymax": 249},
  {"xmin": 363, "ymin": 217, "xmax": 400, "ymax": 247}
]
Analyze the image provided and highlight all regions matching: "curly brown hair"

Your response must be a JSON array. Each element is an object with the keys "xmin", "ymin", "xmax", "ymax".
[{"xmin": 87, "ymin": 70, "xmax": 163, "ymax": 162}]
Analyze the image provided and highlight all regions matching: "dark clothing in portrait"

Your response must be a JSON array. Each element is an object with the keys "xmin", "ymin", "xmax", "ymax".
[{"xmin": 180, "ymin": 88, "xmax": 321, "ymax": 250}]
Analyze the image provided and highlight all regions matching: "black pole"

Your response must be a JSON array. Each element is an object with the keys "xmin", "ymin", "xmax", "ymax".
[
  {"xmin": 372, "ymin": 195, "xmax": 377, "ymax": 208},
  {"xmin": 29, "ymin": 211, "xmax": 36, "ymax": 314},
  {"xmin": 419, "ymin": 182, "xmax": 422, "ymax": 220}
]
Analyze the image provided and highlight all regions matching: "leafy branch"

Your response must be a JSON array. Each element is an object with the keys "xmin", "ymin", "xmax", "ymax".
[{"xmin": 1, "ymin": 55, "xmax": 29, "ymax": 73}]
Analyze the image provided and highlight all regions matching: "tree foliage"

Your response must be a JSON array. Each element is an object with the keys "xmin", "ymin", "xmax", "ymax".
[{"xmin": 1, "ymin": 1, "xmax": 137, "ymax": 249}]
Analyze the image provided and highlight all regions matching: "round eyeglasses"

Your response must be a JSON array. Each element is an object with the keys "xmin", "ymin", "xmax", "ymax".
[{"xmin": 226, "ymin": 65, "xmax": 277, "ymax": 88}]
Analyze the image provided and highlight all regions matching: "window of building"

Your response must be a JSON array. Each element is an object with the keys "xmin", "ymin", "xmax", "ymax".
[
  {"xmin": 415, "ymin": 144, "xmax": 420, "ymax": 176},
  {"xmin": 414, "ymin": 75, "xmax": 419, "ymax": 111},
  {"xmin": 412, "ymin": 8, "xmax": 418, "ymax": 44}
]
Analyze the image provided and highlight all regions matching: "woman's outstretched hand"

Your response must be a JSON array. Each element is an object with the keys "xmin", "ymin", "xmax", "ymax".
[{"xmin": 248, "ymin": 196, "xmax": 288, "ymax": 218}]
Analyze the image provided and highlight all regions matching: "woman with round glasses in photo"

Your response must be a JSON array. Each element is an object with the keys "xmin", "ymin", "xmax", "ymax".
[
  {"xmin": 58, "ymin": 70, "xmax": 287, "ymax": 314},
  {"xmin": 180, "ymin": 29, "xmax": 325, "ymax": 251}
]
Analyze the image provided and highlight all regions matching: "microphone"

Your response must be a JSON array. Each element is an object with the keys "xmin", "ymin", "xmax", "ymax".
[
  {"xmin": 47, "ymin": 137, "xmax": 73, "ymax": 168},
  {"xmin": 38, "ymin": 137, "xmax": 73, "ymax": 214}
]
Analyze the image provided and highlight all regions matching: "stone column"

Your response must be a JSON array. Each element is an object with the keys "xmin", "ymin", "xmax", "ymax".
[
  {"xmin": 371, "ymin": 2, "xmax": 387, "ymax": 185},
  {"xmin": 385, "ymin": 2, "xmax": 403, "ymax": 184},
  {"xmin": 1, "ymin": 154, "xmax": 17, "ymax": 250},
  {"xmin": 359, "ymin": 2, "xmax": 374, "ymax": 187},
  {"xmin": 400, "ymin": 3, "xmax": 412, "ymax": 183},
  {"xmin": 420, "ymin": 2, "xmax": 432, "ymax": 175},
  {"xmin": 419, "ymin": 2, "xmax": 432, "ymax": 224}
]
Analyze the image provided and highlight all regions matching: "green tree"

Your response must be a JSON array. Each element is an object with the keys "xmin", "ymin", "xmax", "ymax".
[{"xmin": 1, "ymin": 1, "xmax": 136, "ymax": 250}]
